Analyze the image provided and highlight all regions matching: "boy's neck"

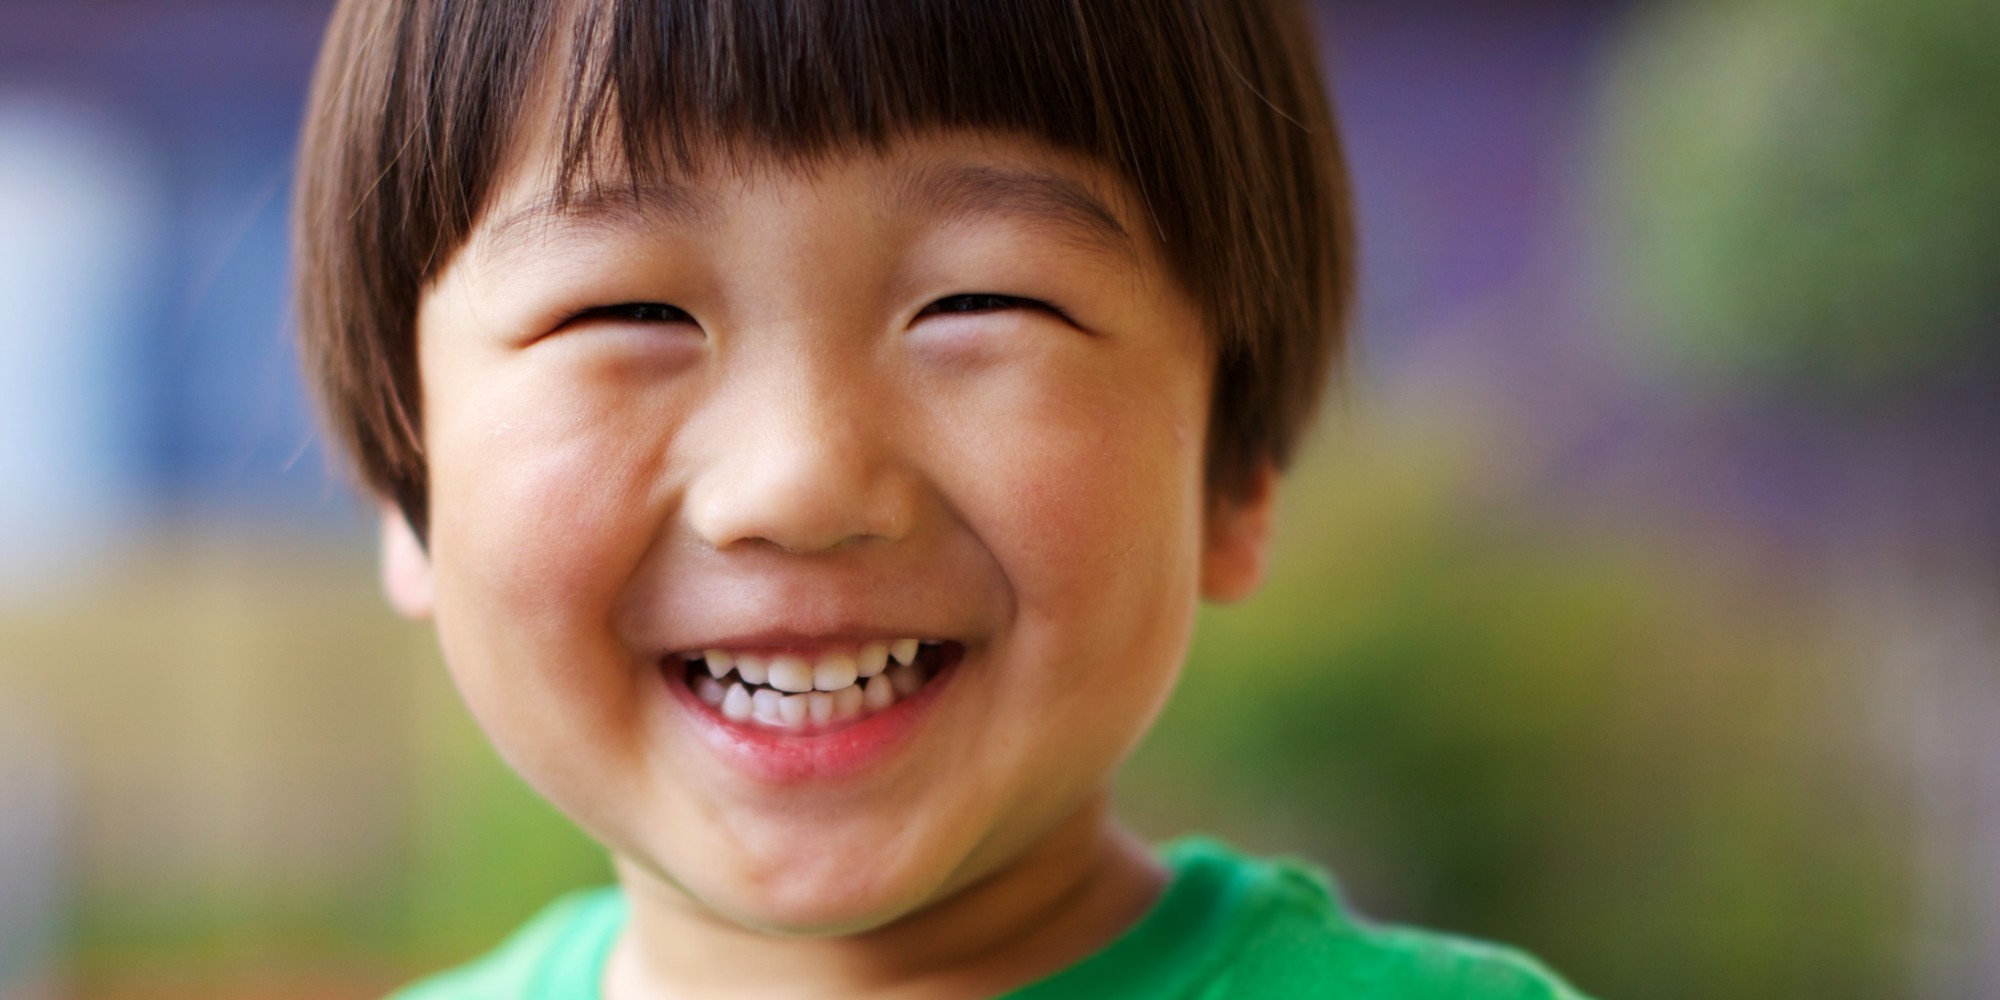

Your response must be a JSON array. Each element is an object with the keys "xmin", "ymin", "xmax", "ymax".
[{"xmin": 606, "ymin": 796, "xmax": 1165, "ymax": 999}]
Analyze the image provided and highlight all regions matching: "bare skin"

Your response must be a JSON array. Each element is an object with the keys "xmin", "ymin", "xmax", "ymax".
[{"xmin": 605, "ymin": 795, "xmax": 1164, "ymax": 998}]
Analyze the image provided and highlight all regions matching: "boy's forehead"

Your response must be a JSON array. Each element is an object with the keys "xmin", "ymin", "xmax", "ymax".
[{"xmin": 470, "ymin": 134, "xmax": 1147, "ymax": 272}]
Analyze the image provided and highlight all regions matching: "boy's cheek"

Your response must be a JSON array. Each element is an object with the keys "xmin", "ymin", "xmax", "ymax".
[
  {"xmin": 426, "ymin": 390, "xmax": 676, "ymax": 630},
  {"xmin": 938, "ymin": 371, "xmax": 1207, "ymax": 731},
  {"xmin": 942, "ymin": 359, "xmax": 1207, "ymax": 599}
]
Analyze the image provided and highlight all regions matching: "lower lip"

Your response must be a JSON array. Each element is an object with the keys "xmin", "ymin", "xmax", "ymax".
[{"xmin": 662, "ymin": 652, "xmax": 962, "ymax": 785}]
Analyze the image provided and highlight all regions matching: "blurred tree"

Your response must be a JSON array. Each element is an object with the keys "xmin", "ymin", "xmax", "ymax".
[
  {"xmin": 1599, "ymin": 0, "xmax": 2000, "ymax": 393},
  {"xmin": 1597, "ymin": 5, "xmax": 2000, "ymax": 992},
  {"xmin": 1122, "ymin": 425, "xmax": 1913, "ymax": 1000}
]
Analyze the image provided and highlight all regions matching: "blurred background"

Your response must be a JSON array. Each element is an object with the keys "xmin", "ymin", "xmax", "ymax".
[{"xmin": 1, "ymin": 0, "xmax": 1995, "ymax": 996}]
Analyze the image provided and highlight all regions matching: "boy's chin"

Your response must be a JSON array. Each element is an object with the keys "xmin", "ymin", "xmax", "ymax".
[
  {"xmin": 707, "ymin": 887, "xmax": 929, "ymax": 939},
  {"xmin": 622, "ymin": 838, "xmax": 961, "ymax": 938}
]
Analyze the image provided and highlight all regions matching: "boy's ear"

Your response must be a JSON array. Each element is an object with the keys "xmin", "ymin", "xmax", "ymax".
[
  {"xmin": 379, "ymin": 502, "xmax": 435, "ymax": 620},
  {"xmin": 1200, "ymin": 462, "xmax": 1278, "ymax": 604}
]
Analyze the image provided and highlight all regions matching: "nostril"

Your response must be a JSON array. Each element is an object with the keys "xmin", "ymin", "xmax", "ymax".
[{"xmin": 684, "ymin": 459, "xmax": 919, "ymax": 555}]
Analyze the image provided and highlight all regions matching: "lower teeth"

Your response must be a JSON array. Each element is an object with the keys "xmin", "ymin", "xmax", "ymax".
[{"xmin": 686, "ymin": 655, "xmax": 936, "ymax": 730}]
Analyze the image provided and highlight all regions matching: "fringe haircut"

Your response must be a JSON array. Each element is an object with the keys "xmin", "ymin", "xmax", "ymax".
[{"xmin": 294, "ymin": 0, "xmax": 1353, "ymax": 530}]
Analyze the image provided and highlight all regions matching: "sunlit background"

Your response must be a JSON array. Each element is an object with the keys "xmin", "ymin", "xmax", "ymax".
[{"xmin": 2, "ymin": 0, "xmax": 1995, "ymax": 997}]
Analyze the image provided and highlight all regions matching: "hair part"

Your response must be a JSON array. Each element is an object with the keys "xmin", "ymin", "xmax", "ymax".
[{"xmin": 295, "ymin": 0, "xmax": 1353, "ymax": 534}]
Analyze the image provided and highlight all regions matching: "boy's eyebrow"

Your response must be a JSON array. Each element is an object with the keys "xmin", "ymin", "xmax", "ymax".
[
  {"xmin": 895, "ymin": 163, "xmax": 1138, "ymax": 264},
  {"xmin": 479, "ymin": 182, "xmax": 719, "ymax": 264},
  {"xmin": 474, "ymin": 163, "xmax": 1136, "ymax": 266}
]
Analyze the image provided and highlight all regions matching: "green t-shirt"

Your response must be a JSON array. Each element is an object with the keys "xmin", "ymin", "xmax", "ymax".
[{"xmin": 390, "ymin": 838, "xmax": 1590, "ymax": 999}]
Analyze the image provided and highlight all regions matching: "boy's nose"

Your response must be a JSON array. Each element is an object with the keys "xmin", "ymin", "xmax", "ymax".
[{"xmin": 681, "ymin": 366, "xmax": 918, "ymax": 555}]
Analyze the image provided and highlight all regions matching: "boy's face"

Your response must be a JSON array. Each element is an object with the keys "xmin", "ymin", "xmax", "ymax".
[{"xmin": 389, "ymin": 124, "xmax": 1273, "ymax": 933}]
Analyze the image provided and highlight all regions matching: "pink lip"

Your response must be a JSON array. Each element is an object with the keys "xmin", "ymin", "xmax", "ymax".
[{"xmin": 661, "ymin": 651, "xmax": 961, "ymax": 785}]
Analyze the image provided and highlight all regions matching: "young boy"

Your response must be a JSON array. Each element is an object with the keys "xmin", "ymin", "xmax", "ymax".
[{"xmin": 294, "ymin": 0, "xmax": 1590, "ymax": 996}]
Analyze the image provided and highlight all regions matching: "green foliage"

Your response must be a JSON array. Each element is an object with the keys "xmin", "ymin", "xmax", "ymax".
[
  {"xmin": 1122, "ymin": 428, "xmax": 1913, "ymax": 999},
  {"xmin": 1598, "ymin": 0, "xmax": 2000, "ymax": 393},
  {"xmin": 391, "ymin": 690, "xmax": 610, "ymax": 966}
]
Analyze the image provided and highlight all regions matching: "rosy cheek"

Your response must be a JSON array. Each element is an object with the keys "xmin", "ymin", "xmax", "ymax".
[
  {"xmin": 430, "ymin": 385, "xmax": 673, "ymax": 630},
  {"xmin": 960, "ymin": 363, "xmax": 1205, "ymax": 621},
  {"xmin": 425, "ymin": 403, "xmax": 670, "ymax": 772}
]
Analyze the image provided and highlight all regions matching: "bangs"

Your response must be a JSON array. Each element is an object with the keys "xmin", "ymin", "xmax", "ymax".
[
  {"xmin": 298, "ymin": 0, "xmax": 1348, "ymax": 526},
  {"xmin": 405, "ymin": 0, "xmax": 1310, "ymax": 312},
  {"xmin": 553, "ymin": 0, "xmax": 1127, "ymax": 187}
]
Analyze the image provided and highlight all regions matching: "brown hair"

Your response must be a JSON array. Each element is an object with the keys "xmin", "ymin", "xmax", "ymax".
[{"xmin": 294, "ymin": 0, "xmax": 1353, "ymax": 533}]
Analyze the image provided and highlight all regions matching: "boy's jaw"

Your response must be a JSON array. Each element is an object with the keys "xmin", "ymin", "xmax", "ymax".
[{"xmin": 660, "ymin": 637, "xmax": 968, "ymax": 784}]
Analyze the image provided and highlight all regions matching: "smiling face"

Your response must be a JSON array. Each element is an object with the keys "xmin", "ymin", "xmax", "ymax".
[{"xmin": 386, "ymin": 126, "xmax": 1274, "ymax": 935}]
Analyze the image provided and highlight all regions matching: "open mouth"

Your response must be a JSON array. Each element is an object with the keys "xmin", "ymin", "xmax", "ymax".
[{"xmin": 671, "ymin": 640, "xmax": 962, "ymax": 732}]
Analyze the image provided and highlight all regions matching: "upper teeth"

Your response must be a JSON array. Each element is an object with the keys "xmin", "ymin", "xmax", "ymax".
[{"xmin": 685, "ymin": 640, "xmax": 936, "ymax": 730}]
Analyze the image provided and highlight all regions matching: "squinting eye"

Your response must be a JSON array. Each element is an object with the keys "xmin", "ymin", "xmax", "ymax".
[
  {"xmin": 918, "ymin": 293, "xmax": 1052, "ymax": 317},
  {"xmin": 568, "ymin": 302, "xmax": 695, "ymax": 325}
]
